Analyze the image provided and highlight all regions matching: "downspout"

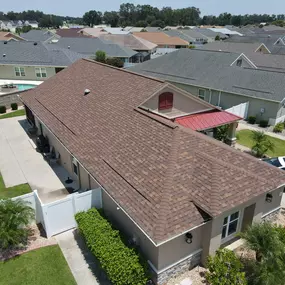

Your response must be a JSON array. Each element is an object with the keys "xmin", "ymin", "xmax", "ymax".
[
  {"xmin": 218, "ymin": 91, "xmax": 221, "ymax": 107},
  {"xmin": 209, "ymin": 89, "xmax": 212, "ymax": 104}
]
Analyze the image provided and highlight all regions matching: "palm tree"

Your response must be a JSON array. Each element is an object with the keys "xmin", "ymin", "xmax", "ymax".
[
  {"xmin": 0, "ymin": 199, "xmax": 34, "ymax": 250},
  {"xmin": 251, "ymin": 131, "xmax": 274, "ymax": 158}
]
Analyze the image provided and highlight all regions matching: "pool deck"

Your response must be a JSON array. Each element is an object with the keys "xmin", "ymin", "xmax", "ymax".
[{"xmin": 0, "ymin": 80, "xmax": 43, "ymax": 95}]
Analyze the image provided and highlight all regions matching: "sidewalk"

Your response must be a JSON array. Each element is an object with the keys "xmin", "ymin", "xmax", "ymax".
[
  {"xmin": 56, "ymin": 229, "xmax": 111, "ymax": 285},
  {"xmin": 237, "ymin": 122, "xmax": 285, "ymax": 141}
]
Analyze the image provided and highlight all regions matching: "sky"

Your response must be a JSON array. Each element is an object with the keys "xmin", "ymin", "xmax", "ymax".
[{"xmin": 1, "ymin": 0, "xmax": 284, "ymax": 17}]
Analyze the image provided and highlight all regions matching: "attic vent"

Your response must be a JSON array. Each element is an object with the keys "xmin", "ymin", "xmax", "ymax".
[
  {"xmin": 84, "ymin": 89, "xmax": 90, "ymax": 95},
  {"xmin": 3, "ymin": 54, "xmax": 6, "ymax": 57},
  {"xmin": 236, "ymin": 59, "xmax": 242, "ymax": 67},
  {"xmin": 3, "ymin": 41, "xmax": 7, "ymax": 44},
  {"xmin": 33, "ymin": 42, "xmax": 38, "ymax": 46}
]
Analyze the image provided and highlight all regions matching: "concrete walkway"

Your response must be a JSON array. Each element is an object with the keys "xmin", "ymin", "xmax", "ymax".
[
  {"xmin": 238, "ymin": 122, "xmax": 285, "ymax": 141},
  {"xmin": 0, "ymin": 116, "xmax": 69, "ymax": 202},
  {"xmin": 56, "ymin": 229, "xmax": 111, "ymax": 285}
]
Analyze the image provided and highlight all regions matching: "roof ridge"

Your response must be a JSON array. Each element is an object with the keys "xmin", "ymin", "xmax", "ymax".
[{"xmin": 81, "ymin": 58, "xmax": 165, "ymax": 83}]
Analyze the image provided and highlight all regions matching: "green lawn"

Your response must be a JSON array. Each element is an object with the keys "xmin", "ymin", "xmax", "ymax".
[
  {"xmin": 0, "ymin": 109, "xmax": 26, "ymax": 119},
  {"xmin": 0, "ymin": 175, "xmax": 31, "ymax": 199},
  {"xmin": 0, "ymin": 245, "xmax": 76, "ymax": 285},
  {"xmin": 237, "ymin": 129, "xmax": 285, "ymax": 157}
]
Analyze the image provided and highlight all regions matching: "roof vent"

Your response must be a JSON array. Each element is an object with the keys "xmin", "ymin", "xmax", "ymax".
[
  {"xmin": 3, "ymin": 41, "xmax": 7, "ymax": 44},
  {"xmin": 33, "ymin": 42, "xmax": 38, "ymax": 46},
  {"xmin": 84, "ymin": 89, "xmax": 90, "ymax": 95},
  {"xmin": 67, "ymin": 45, "xmax": 70, "ymax": 49},
  {"xmin": 3, "ymin": 54, "xmax": 6, "ymax": 57}
]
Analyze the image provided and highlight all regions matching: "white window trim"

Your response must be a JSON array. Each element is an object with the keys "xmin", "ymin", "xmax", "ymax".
[
  {"xmin": 35, "ymin": 67, "xmax": 47, "ymax": 78},
  {"xmin": 198, "ymin": 88, "xmax": 206, "ymax": 100},
  {"xmin": 221, "ymin": 210, "xmax": 243, "ymax": 244},
  {"xmin": 14, "ymin": 66, "xmax": 25, "ymax": 77}
]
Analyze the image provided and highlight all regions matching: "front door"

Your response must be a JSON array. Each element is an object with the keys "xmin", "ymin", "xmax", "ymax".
[{"xmin": 241, "ymin": 204, "xmax": 256, "ymax": 232}]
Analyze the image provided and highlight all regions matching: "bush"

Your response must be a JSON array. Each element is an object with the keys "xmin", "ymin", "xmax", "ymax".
[
  {"xmin": 213, "ymin": 124, "xmax": 229, "ymax": 142},
  {"xmin": 11, "ymin": 103, "xmax": 18, "ymax": 110},
  {"xmin": 273, "ymin": 123, "xmax": 284, "ymax": 133},
  {"xmin": 206, "ymin": 249, "xmax": 247, "ymax": 285},
  {"xmin": 248, "ymin": 116, "xmax": 256, "ymax": 124},
  {"xmin": 259, "ymin": 120, "xmax": 268, "ymax": 128},
  {"xmin": 75, "ymin": 208, "xmax": 148, "ymax": 285},
  {"xmin": 106, "ymin": 57, "xmax": 124, "ymax": 68},
  {"xmin": 0, "ymin": 105, "xmax": 6, "ymax": 114}
]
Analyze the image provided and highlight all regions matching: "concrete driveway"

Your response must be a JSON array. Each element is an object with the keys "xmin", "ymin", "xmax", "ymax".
[{"xmin": 0, "ymin": 116, "xmax": 72, "ymax": 203}]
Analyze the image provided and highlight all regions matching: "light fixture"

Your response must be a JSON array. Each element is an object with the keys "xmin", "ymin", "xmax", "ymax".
[
  {"xmin": 266, "ymin": 193, "xmax": 273, "ymax": 203},
  {"xmin": 185, "ymin": 232, "xmax": 193, "ymax": 244}
]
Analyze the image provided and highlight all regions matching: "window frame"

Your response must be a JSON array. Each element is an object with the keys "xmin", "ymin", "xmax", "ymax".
[
  {"xmin": 72, "ymin": 156, "xmax": 79, "ymax": 177},
  {"xmin": 158, "ymin": 92, "xmax": 174, "ymax": 110},
  {"xmin": 198, "ymin": 89, "xmax": 206, "ymax": 100},
  {"xmin": 14, "ymin": 66, "xmax": 25, "ymax": 77},
  {"xmin": 221, "ymin": 211, "xmax": 240, "ymax": 242},
  {"xmin": 35, "ymin": 67, "xmax": 47, "ymax": 78}
]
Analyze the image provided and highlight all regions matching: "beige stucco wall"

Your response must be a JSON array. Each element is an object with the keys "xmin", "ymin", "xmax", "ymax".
[
  {"xmin": 0, "ymin": 65, "xmax": 56, "ymax": 81},
  {"xmin": 101, "ymin": 191, "xmax": 159, "ymax": 268},
  {"xmin": 262, "ymin": 187, "xmax": 283, "ymax": 215},
  {"xmin": 142, "ymin": 86, "xmax": 212, "ymax": 118},
  {"xmin": 157, "ymin": 225, "xmax": 204, "ymax": 270}
]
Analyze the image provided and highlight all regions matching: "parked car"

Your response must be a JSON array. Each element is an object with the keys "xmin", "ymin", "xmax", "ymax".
[{"xmin": 262, "ymin": 157, "xmax": 285, "ymax": 170}]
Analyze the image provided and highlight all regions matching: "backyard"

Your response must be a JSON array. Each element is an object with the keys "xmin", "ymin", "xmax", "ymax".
[
  {"xmin": 0, "ymin": 245, "xmax": 76, "ymax": 285},
  {"xmin": 237, "ymin": 129, "xmax": 285, "ymax": 157},
  {"xmin": 0, "ymin": 109, "xmax": 25, "ymax": 120},
  {"xmin": 0, "ymin": 175, "xmax": 31, "ymax": 199}
]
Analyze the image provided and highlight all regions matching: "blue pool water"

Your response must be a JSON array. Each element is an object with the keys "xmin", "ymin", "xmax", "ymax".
[{"xmin": 15, "ymin": 84, "xmax": 36, "ymax": 91}]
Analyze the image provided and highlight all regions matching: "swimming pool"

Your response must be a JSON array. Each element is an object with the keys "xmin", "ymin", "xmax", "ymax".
[{"xmin": 15, "ymin": 84, "xmax": 37, "ymax": 91}]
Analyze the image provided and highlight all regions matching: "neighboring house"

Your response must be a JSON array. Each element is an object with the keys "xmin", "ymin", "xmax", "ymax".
[
  {"xmin": 209, "ymin": 28, "xmax": 243, "ymax": 36},
  {"xmin": 129, "ymin": 48, "xmax": 285, "ymax": 125},
  {"xmin": 79, "ymin": 27, "xmax": 109, "ymax": 37},
  {"xmin": 20, "ymin": 58, "xmax": 285, "ymax": 285},
  {"xmin": 0, "ymin": 41, "xmax": 85, "ymax": 83},
  {"xmin": 0, "ymin": 31, "xmax": 25, "ymax": 41},
  {"xmin": 20, "ymin": 30, "xmax": 60, "ymax": 43},
  {"xmin": 133, "ymin": 32, "xmax": 189, "ymax": 48},
  {"xmin": 164, "ymin": 29, "xmax": 208, "ymax": 45},
  {"xmin": 24, "ymin": 20, "xmax": 39, "ymax": 28},
  {"xmin": 56, "ymin": 28, "xmax": 90, "ymax": 38},
  {"xmin": 193, "ymin": 28, "xmax": 228, "ymax": 42},
  {"xmin": 99, "ymin": 34, "xmax": 157, "ymax": 53},
  {"xmin": 144, "ymin": 27, "xmax": 162, "ymax": 32},
  {"xmin": 48, "ymin": 37, "xmax": 139, "ymax": 66}
]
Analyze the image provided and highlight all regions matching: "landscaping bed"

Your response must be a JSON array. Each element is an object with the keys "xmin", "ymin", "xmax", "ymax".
[
  {"xmin": 237, "ymin": 129, "xmax": 285, "ymax": 157},
  {"xmin": 0, "ymin": 175, "xmax": 31, "ymax": 199},
  {"xmin": 0, "ymin": 244, "xmax": 76, "ymax": 285}
]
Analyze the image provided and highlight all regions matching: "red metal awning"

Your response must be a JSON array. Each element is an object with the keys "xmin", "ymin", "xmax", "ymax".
[{"xmin": 175, "ymin": 111, "xmax": 241, "ymax": 131}]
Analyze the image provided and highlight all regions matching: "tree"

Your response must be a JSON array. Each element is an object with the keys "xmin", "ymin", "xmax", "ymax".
[
  {"xmin": 106, "ymin": 57, "xmax": 124, "ymax": 68},
  {"xmin": 0, "ymin": 199, "xmax": 34, "ymax": 250},
  {"xmin": 83, "ymin": 10, "xmax": 102, "ymax": 27},
  {"xmin": 95, "ymin": 50, "xmax": 106, "ymax": 63},
  {"xmin": 213, "ymin": 124, "xmax": 229, "ymax": 142},
  {"xmin": 251, "ymin": 131, "xmax": 274, "ymax": 158},
  {"xmin": 150, "ymin": 19, "xmax": 165, "ymax": 28},
  {"xmin": 215, "ymin": 35, "xmax": 220, "ymax": 41},
  {"xmin": 136, "ymin": 20, "xmax": 147, "ymax": 27},
  {"xmin": 103, "ymin": 11, "xmax": 119, "ymax": 27},
  {"xmin": 206, "ymin": 249, "xmax": 247, "ymax": 285}
]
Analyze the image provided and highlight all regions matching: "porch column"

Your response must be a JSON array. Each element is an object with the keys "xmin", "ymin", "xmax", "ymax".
[{"xmin": 225, "ymin": 122, "xmax": 238, "ymax": 146}]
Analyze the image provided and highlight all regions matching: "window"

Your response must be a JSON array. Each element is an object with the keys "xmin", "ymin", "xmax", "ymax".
[
  {"xmin": 198, "ymin": 89, "xmax": 205, "ymax": 100},
  {"xmin": 158, "ymin": 92, "xmax": 173, "ymax": 110},
  {"xmin": 35, "ymin": 67, "xmax": 47, "ymax": 78},
  {"xmin": 222, "ymin": 211, "xmax": 239, "ymax": 239},
  {"xmin": 14, "ymin": 67, "xmax": 25, "ymax": 77}
]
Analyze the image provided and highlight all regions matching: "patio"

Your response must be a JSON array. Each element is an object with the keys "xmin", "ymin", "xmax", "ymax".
[{"xmin": 0, "ymin": 116, "xmax": 79, "ymax": 203}]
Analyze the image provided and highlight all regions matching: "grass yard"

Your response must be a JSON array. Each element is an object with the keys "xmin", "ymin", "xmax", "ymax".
[
  {"xmin": 0, "ymin": 109, "xmax": 25, "ymax": 119},
  {"xmin": 0, "ymin": 175, "xmax": 31, "ymax": 199},
  {"xmin": 0, "ymin": 245, "xmax": 76, "ymax": 285},
  {"xmin": 237, "ymin": 129, "xmax": 285, "ymax": 157}
]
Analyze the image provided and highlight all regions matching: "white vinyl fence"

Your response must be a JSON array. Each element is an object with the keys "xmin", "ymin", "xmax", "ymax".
[
  {"xmin": 12, "ymin": 188, "xmax": 102, "ymax": 238},
  {"xmin": 226, "ymin": 102, "xmax": 249, "ymax": 119}
]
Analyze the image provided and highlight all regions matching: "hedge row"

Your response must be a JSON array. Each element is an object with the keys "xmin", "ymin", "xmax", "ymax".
[{"xmin": 75, "ymin": 208, "xmax": 148, "ymax": 285}]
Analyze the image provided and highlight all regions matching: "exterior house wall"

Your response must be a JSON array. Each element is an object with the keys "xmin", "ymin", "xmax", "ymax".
[
  {"xmin": 142, "ymin": 86, "xmax": 212, "ymax": 118},
  {"xmin": 262, "ymin": 186, "xmax": 283, "ymax": 215},
  {"xmin": 172, "ymin": 82, "xmax": 280, "ymax": 124},
  {"xmin": 101, "ymin": 191, "xmax": 159, "ymax": 268},
  {"xmin": 0, "ymin": 65, "xmax": 56, "ymax": 81}
]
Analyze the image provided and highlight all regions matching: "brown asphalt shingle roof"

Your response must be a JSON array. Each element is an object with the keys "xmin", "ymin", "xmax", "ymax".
[
  {"xmin": 56, "ymin": 28, "xmax": 91, "ymax": 38},
  {"xmin": 21, "ymin": 59, "xmax": 285, "ymax": 243},
  {"xmin": 133, "ymin": 32, "xmax": 189, "ymax": 46}
]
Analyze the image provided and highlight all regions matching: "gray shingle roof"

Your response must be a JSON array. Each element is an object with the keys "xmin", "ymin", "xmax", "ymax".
[
  {"xmin": 129, "ymin": 48, "xmax": 285, "ymax": 102},
  {"xmin": 0, "ymin": 41, "xmax": 85, "ymax": 66},
  {"xmin": 50, "ymin": 37, "xmax": 137, "ymax": 58},
  {"xmin": 201, "ymin": 41, "xmax": 263, "ymax": 53},
  {"xmin": 164, "ymin": 29, "xmax": 207, "ymax": 43},
  {"xmin": 20, "ymin": 30, "xmax": 57, "ymax": 42}
]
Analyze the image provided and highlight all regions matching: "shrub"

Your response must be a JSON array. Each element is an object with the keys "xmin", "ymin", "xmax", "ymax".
[
  {"xmin": 248, "ymin": 116, "xmax": 256, "ymax": 124},
  {"xmin": 206, "ymin": 249, "xmax": 247, "ymax": 285},
  {"xmin": 259, "ymin": 120, "xmax": 268, "ymax": 128},
  {"xmin": 105, "ymin": 57, "xmax": 124, "ymax": 68},
  {"xmin": 0, "ymin": 105, "xmax": 6, "ymax": 114},
  {"xmin": 273, "ymin": 123, "xmax": 284, "ymax": 133},
  {"xmin": 95, "ymin": 50, "xmax": 106, "ymax": 63},
  {"xmin": 213, "ymin": 124, "xmax": 229, "ymax": 142},
  {"xmin": 75, "ymin": 208, "xmax": 148, "ymax": 285},
  {"xmin": 11, "ymin": 103, "xmax": 18, "ymax": 110}
]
